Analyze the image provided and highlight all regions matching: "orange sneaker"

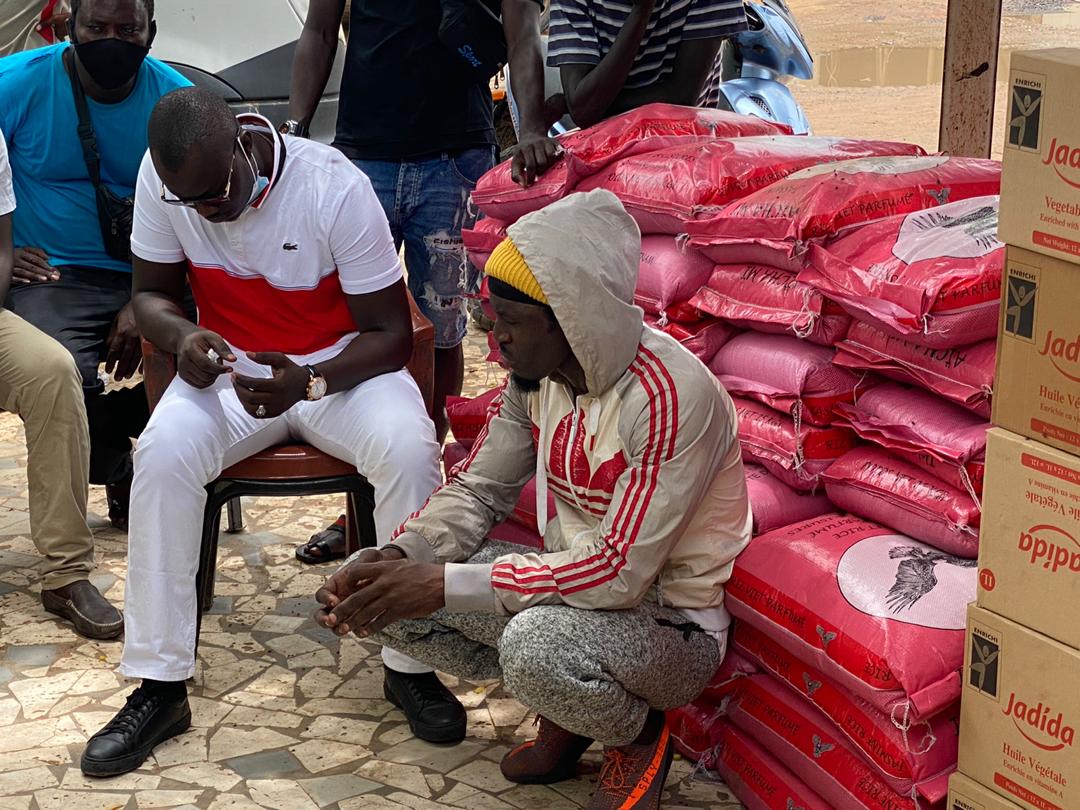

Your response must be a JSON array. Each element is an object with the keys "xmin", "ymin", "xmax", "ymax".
[
  {"xmin": 500, "ymin": 715, "xmax": 594, "ymax": 784},
  {"xmin": 586, "ymin": 711, "xmax": 674, "ymax": 810}
]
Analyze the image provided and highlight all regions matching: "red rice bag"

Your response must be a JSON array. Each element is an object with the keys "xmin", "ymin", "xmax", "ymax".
[
  {"xmin": 690, "ymin": 264, "xmax": 852, "ymax": 346},
  {"xmin": 501, "ymin": 477, "xmax": 553, "ymax": 536},
  {"xmin": 735, "ymin": 397, "xmax": 858, "ymax": 492},
  {"xmin": 745, "ymin": 463, "xmax": 833, "ymax": 535},
  {"xmin": 443, "ymin": 440, "xmax": 468, "ymax": 476},
  {"xmin": 635, "ymin": 236, "xmax": 715, "ymax": 318},
  {"xmin": 835, "ymin": 382, "xmax": 988, "ymax": 497},
  {"xmin": 726, "ymin": 513, "xmax": 976, "ymax": 721},
  {"xmin": 646, "ymin": 317, "xmax": 734, "ymax": 364},
  {"xmin": 564, "ymin": 103, "xmax": 791, "ymax": 173},
  {"xmin": 688, "ymin": 155, "xmax": 1000, "ymax": 271},
  {"xmin": 471, "ymin": 104, "xmax": 790, "ymax": 222},
  {"xmin": 801, "ymin": 195, "xmax": 1003, "ymax": 348},
  {"xmin": 668, "ymin": 716, "xmax": 832, "ymax": 810},
  {"xmin": 822, "ymin": 447, "xmax": 980, "ymax": 558},
  {"xmin": 476, "ymin": 276, "xmax": 497, "ymax": 323},
  {"xmin": 734, "ymin": 624, "xmax": 958, "ymax": 803},
  {"xmin": 696, "ymin": 647, "xmax": 760, "ymax": 706},
  {"xmin": 462, "ymin": 217, "xmax": 509, "ymax": 272},
  {"xmin": 728, "ymin": 675, "xmax": 949, "ymax": 809},
  {"xmin": 446, "ymin": 388, "xmax": 502, "ymax": 448},
  {"xmin": 485, "ymin": 330, "xmax": 507, "ymax": 368},
  {"xmin": 667, "ymin": 701, "xmax": 727, "ymax": 762},
  {"xmin": 833, "ymin": 321, "xmax": 995, "ymax": 418},
  {"xmin": 666, "ymin": 649, "xmax": 759, "ymax": 747},
  {"xmin": 576, "ymin": 136, "xmax": 927, "ymax": 235},
  {"xmin": 710, "ymin": 332, "xmax": 868, "ymax": 426},
  {"xmin": 471, "ymin": 155, "xmax": 573, "ymax": 224}
]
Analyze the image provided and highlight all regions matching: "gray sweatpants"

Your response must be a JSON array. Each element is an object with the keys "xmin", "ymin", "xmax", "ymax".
[{"xmin": 371, "ymin": 541, "xmax": 724, "ymax": 747}]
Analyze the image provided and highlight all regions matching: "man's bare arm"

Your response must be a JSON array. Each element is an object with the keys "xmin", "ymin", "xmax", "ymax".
[{"xmin": 287, "ymin": 0, "xmax": 347, "ymax": 129}]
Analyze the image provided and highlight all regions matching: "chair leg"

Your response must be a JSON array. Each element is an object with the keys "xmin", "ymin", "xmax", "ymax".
[
  {"xmin": 196, "ymin": 489, "xmax": 225, "ymax": 628},
  {"xmin": 225, "ymin": 497, "xmax": 245, "ymax": 533},
  {"xmin": 201, "ymin": 514, "xmax": 222, "ymax": 614},
  {"xmin": 344, "ymin": 491, "xmax": 360, "ymax": 557},
  {"xmin": 350, "ymin": 480, "xmax": 378, "ymax": 552}
]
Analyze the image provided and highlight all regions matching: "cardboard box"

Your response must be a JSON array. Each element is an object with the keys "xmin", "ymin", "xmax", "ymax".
[
  {"xmin": 993, "ymin": 246, "xmax": 1080, "ymax": 455},
  {"xmin": 949, "ymin": 772, "xmax": 1023, "ymax": 810},
  {"xmin": 978, "ymin": 429, "xmax": 1080, "ymax": 649},
  {"xmin": 959, "ymin": 605, "xmax": 1080, "ymax": 810},
  {"xmin": 999, "ymin": 49, "xmax": 1080, "ymax": 263}
]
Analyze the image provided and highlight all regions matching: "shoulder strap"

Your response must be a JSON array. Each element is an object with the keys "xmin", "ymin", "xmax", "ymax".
[{"xmin": 65, "ymin": 50, "xmax": 104, "ymax": 188}]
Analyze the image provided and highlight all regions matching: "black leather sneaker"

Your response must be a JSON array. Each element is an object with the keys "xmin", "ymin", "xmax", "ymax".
[
  {"xmin": 81, "ymin": 684, "xmax": 191, "ymax": 777},
  {"xmin": 383, "ymin": 666, "xmax": 467, "ymax": 744}
]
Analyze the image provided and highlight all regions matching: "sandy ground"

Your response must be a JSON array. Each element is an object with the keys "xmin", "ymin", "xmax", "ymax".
[{"xmin": 789, "ymin": 0, "xmax": 1080, "ymax": 158}]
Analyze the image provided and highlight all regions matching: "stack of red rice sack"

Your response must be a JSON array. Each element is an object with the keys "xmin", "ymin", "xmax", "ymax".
[
  {"xmin": 453, "ymin": 106, "xmax": 1006, "ymax": 808},
  {"xmin": 669, "ymin": 514, "xmax": 977, "ymax": 809}
]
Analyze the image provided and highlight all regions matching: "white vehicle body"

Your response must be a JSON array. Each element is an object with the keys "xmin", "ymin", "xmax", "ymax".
[{"xmin": 151, "ymin": 1, "xmax": 345, "ymax": 143}]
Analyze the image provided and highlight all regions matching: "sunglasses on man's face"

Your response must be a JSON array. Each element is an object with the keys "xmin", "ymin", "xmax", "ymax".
[{"xmin": 160, "ymin": 138, "xmax": 242, "ymax": 208}]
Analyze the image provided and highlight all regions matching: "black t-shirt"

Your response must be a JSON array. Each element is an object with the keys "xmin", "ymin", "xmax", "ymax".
[{"xmin": 335, "ymin": 0, "xmax": 509, "ymax": 160}]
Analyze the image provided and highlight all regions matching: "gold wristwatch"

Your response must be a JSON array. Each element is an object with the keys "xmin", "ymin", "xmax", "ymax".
[{"xmin": 305, "ymin": 365, "xmax": 327, "ymax": 401}]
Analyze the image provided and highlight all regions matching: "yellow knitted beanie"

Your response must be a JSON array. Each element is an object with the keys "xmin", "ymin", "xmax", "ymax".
[{"xmin": 484, "ymin": 237, "xmax": 548, "ymax": 305}]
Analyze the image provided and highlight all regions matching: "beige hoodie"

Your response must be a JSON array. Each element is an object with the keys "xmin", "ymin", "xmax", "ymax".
[{"xmin": 394, "ymin": 189, "xmax": 751, "ymax": 629}]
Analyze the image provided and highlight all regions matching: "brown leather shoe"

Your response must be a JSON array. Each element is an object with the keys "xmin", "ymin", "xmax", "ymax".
[
  {"xmin": 500, "ymin": 716, "xmax": 593, "ymax": 784},
  {"xmin": 42, "ymin": 580, "xmax": 123, "ymax": 640},
  {"xmin": 585, "ymin": 711, "xmax": 674, "ymax": 810}
]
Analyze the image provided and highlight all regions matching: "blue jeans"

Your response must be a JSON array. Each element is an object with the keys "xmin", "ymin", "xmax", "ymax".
[{"xmin": 352, "ymin": 147, "xmax": 497, "ymax": 349}]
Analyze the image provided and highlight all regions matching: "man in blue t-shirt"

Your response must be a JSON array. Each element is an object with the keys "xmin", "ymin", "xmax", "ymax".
[{"xmin": 0, "ymin": 0, "xmax": 188, "ymax": 531}]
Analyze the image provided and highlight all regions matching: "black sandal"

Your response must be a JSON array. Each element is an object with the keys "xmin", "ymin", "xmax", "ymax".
[{"xmin": 295, "ymin": 515, "xmax": 348, "ymax": 564}]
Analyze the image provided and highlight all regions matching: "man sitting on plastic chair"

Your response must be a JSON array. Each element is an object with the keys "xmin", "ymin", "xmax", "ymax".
[{"xmin": 81, "ymin": 86, "xmax": 444, "ymax": 778}]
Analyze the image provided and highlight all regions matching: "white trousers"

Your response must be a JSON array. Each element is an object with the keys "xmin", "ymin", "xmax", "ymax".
[{"xmin": 119, "ymin": 357, "xmax": 443, "ymax": 682}]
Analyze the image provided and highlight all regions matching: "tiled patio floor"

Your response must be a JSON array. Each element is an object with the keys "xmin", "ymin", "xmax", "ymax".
[{"xmin": 0, "ymin": 331, "xmax": 742, "ymax": 810}]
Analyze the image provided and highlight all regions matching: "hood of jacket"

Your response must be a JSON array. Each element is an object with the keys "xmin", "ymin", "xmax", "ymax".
[{"xmin": 505, "ymin": 189, "xmax": 645, "ymax": 397}]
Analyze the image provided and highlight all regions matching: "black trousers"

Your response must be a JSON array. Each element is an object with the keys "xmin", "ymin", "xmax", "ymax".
[{"xmin": 7, "ymin": 266, "xmax": 148, "ymax": 486}]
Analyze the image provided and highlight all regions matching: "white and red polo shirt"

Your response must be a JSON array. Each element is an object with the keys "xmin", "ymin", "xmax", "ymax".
[{"xmin": 131, "ymin": 114, "xmax": 402, "ymax": 364}]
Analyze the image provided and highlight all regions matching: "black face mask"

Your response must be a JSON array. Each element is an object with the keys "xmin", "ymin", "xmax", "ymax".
[{"xmin": 73, "ymin": 38, "xmax": 150, "ymax": 90}]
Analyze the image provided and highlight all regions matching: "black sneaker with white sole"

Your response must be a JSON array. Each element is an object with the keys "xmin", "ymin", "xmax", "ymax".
[
  {"xmin": 81, "ymin": 684, "xmax": 191, "ymax": 777},
  {"xmin": 383, "ymin": 666, "xmax": 467, "ymax": 744}
]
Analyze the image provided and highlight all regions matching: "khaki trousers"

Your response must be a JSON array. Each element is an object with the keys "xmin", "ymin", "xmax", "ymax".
[
  {"xmin": 0, "ymin": 0, "xmax": 49, "ymax": 57},
  {"xmin": 0, "ymin": 309, "xmax": 94, "ymax": 588}
]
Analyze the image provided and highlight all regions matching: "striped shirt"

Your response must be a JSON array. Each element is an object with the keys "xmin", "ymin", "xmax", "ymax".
[{"xmin": 547, "ymin": 0, "xmax": 747, "ymax": 107}]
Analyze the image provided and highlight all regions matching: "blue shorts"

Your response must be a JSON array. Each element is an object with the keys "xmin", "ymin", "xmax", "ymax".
[{"xmin": 351, "ymin": 147, "xmax": 497, "ymax": 349}]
